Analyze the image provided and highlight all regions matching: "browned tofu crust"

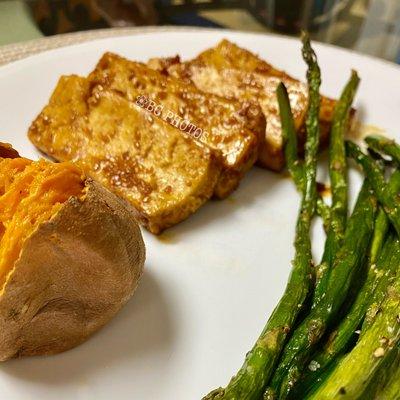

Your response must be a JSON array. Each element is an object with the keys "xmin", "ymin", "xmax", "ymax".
[
  {"xmin": 0, "ymin": 143, "xmax": 19, "ymax": 159},
  {"xmin": 88, "ymin": 53, "xmax": 265, "ymax": 198},
  {"xmin": 149, "ymin": 39, "xmax": 341, "ymax": 171},
  {"xmin": 28, "ymin": 75, "xmax": 222, "ymax": 234}
]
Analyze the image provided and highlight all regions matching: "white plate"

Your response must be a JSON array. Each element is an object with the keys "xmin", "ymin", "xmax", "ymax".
[{"xmin": 0, "ymin": 28, "xmax": 400, "ymax": 400}]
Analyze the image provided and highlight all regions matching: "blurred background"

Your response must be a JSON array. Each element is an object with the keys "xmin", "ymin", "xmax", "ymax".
[{"xmin": 0, "ymin": 0, "xmax": 399, "ymax": 63}]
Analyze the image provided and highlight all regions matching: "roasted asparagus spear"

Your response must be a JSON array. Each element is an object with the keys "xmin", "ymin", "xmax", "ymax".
[
  {"xmin": 296, "ymin": 233, "xmax": 400, "ymax": 397},
  {"xmin": 365, "ymin": 134, "xmax": 400, "ymax": 164},
  {"xmin": 306, "ymin": 270, "xmax": 400, "ymax": 400},
  {"xmin": 202, "ymin": 32, "xmax": 321, "ymax": 400},
  {"xmin": 312, "ymin": 70, "xmax": 359, "ymax": 308},
  {"xmin": 346, "ymin": 141, "xmax": 400, "ymax": 236},
  {"xmin": 277, "ymin": 82, "xmax": 329, "ymax": 228},
  {"xmin": 268, "ymin": 181, "xmax": 377, "ymax": 398}
]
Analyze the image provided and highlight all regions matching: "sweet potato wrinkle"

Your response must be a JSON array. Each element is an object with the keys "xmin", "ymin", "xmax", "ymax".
[{"xmin": 0, "ymin": 157, "xmax": 85, "ymax": 293}]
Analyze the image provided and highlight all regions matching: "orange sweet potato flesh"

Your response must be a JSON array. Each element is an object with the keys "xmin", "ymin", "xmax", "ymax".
[{"xmin": 0, "ymin": 156, "xmax": 84, "ymax": 293}]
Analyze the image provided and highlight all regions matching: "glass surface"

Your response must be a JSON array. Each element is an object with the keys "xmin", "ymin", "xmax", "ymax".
[{"xmin": 0, "ymin": 0, "xmax": 399, "ymax": 62}]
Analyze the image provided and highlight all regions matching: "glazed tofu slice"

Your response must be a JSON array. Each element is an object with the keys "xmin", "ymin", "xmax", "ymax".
[
  {"xmin": 28, "ymin": 75, "xmax": 222, "ymax": 234},
  {"xmin": 148, "ymin": 39, "xmax": 340, "ymax": 171},
  {"xmin": 88, "ymin": 53, "xmax": 265, "ymax": 198}
]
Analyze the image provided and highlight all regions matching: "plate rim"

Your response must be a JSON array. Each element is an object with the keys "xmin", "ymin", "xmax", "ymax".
[{"xmin": 1, "ymin": 26, "xmax": 399, "ymax": 74}]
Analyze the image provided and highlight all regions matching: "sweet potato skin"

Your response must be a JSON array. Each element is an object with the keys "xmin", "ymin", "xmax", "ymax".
[{"xmin": 0, "ymin": 179, "xmax": 145, "ymax": 361}]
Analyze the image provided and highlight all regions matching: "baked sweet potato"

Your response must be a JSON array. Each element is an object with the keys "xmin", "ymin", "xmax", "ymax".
[{"xmin": 0, "ymin": 145, "xmax": 145, "ymax": 360}]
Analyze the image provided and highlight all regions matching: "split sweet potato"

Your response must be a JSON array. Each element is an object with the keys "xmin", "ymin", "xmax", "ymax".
[{"xmin": 0, "ymin": 144, "xmax": 145, "ymax": 360}]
